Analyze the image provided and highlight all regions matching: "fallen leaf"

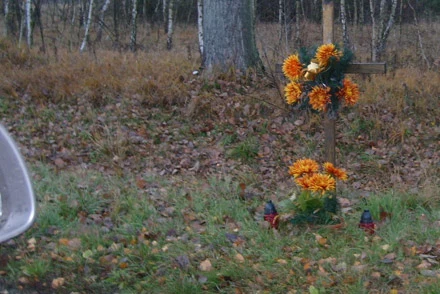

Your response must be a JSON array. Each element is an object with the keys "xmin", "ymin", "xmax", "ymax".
[
  {"xmin": 235, "ymin": 253, "xmax": 245, "ymax": 263},
  {"xmin": 199, "ymin": 259, "xmax": 213, "ymax": 272},
  {"xmin": 313, "ymin": 233, "xmax": 328, "ymax": 247},
  {"xmin": 51, "ymin": 277, "xmax": 65, "ymax": 289}
]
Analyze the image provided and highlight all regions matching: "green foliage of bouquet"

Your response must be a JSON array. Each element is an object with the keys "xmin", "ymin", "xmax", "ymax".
[
  {"xmin": 288, "ymin": 158, "xmax": 348, "ymax": 225},
  {"xmin": 282, "ymin": 44, "xmax": 359, "ymax": 118}
]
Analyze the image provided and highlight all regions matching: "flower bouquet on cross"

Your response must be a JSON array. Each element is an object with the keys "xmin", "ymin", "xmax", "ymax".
[
  {"xmin": 282, "ymin": 44, "xmax": 359, "ymax": 118},
  {"xmin": 288, "ymin": 158, "xmax": 348, "ymax": 225}
]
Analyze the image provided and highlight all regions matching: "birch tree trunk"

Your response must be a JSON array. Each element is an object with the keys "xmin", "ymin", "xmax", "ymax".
[
  {"xmin": 130, "ymin": 0, "xmax": 137, "ymax": 52},
  {"xmin": 166, "ymin": 0, "xmax": 174, "ymax": 50},
  {"xmin": 370, "ymin": 0, "xmax": 398, "ymax": 61},
  {"xmin": 80, "ymin": 0, "xmax": 94, "ymax": 52},
  {"xmin": 369, "ymin": 0, "xmax": 377, "ymax": 61},
  {"xmin": 340, "ymin": 0, "xmax": 351, "ymax": 48},
  {"xmin": 3, "ymin": 0, "xmax": 9, "ymax": 37},
  {"xmin": 96, "ymin": 0, "xmax": 111, "ymax": 42},
  {"xmin": 197, "ymin": 0, "xmax": 204, "ymax": 58},
  {"xmin": 26, "ymin": 0, "xmax": 32, "ymax": 48},
  {"xmin": 163, "ymin": 0, "xmax": 167, "ymax": 33},
  {"xmin": 203, "ymin": 0, "xmax": 262, "ymax": 74}
]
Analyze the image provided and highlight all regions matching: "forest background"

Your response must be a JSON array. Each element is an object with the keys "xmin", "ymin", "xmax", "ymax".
[{"xmin": 0, "ymin": 0, "xmax": 439, "ymax": 293}]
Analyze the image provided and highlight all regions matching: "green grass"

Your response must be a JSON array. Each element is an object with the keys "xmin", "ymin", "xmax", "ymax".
[{"xmin": 1, "ymin": 164, "xmax": 439, "ymax": 293}]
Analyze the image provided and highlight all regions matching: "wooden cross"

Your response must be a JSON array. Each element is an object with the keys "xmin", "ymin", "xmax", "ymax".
[
  {"xmin": 322, "ymin": 0, "xmax": 385, "ymax": 164},
  {"xmin": 276, "ymin": 1, "xmax": 386, "ymax": 165}
]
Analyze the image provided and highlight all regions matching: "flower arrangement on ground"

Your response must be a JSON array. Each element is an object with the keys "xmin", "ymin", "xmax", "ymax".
[
  {"xmin": 288, "ymin": 158, "xmax": 348, "ymax": 225},
  {"xmin": 282, "ymin": 44, "xmax": 359, "ymax": 118}
]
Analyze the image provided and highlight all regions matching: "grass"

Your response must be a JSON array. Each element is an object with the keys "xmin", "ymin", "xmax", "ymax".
[
  {"xmin": 1, "ymin": 164, "xmax": 439, "ymax": 293},
  {"xmin": 0, "ymin": 19, "xmax": 439, "ymax": 293}
]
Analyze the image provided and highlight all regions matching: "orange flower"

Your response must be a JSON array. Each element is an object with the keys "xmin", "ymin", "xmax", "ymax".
[
  {"xmin": 284, "ymin": 81, "xmax": 302, "ymax": 105},
  {"xmin": 307, "ymin": 173, "xmax": 336, "ymax": 194},
  {"xmin": 315, "ymin": 44, "xmax": 342, "ymax": 67},
  {"xmin": 295, "ymin": 174, "xmax": 313, "ymax": 190},
  {"xmin": 282, "ymin": 54, "xmax": 303, "ymax": 81},
  {"xmin": 289, "ymin": 158, "xmax": 319, "ymax": 178},
  {"xmin": 324, "ymin": 162, "xmax": 348, "ymax": 181},
  {"xmin": 309, "ymin": 86, "xmax": 331, "ymax": 111},
  {"xmin": 337, "ymin": 79, "xmax": 360, "ymax": 106}
]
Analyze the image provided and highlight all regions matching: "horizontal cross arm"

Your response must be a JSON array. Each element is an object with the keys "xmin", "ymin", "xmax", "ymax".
[
  {"xmin": 345, "ymin": 62, "xmax": 386, "ymax": 74},
  {"xmin": 274, "ymin": 62, "xmax": 387, "ymax": 75}
]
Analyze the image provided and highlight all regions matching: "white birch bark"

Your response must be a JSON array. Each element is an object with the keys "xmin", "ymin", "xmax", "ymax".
[
  {"xmin": 370, "ymin": 0, "xmax": 398, "ymax": 61},
  {"xmin": 166, "ymin": 0, "xmax": 174, "ymax": 50},
  {"xmin": 26, "ymin": 0, "xmax": 32, "ymax": 47},
  {"xmin": 130, "ymin": 0, "xmax": 137, "ymax": 52},
  {"xmin": 369, "ymin": 0, "xmax": 377, "ymax": 61},
  {"xmin": 340, "ymin": 0, "xmax": 350, "ymax": 48},
  {"xmin": 97, "ymin": 0, "xmax": 111, "ymax": 42},
  {"xmin": 80, "ymin": 0, "xmax": 94, "ymax": 52},
  {"xmin": 197, "ymin": 0, "xmax": 204, "ymax": 57},
  {"xmin": 3, "ymin": 0, "xmax": 9, "ymax": 37}
]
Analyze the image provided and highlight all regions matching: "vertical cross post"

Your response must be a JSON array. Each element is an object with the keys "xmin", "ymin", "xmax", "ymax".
[{"xmin": 323, "ymin": 0, "xmax": 336, "ymax": 164}]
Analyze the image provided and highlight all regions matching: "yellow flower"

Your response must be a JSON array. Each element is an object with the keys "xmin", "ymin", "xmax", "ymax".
[
  {"xmin": 282, "ymin": 54, "xmax": 303, "ymax": 81},
  {"xmin": 309, "ymin": 86, "xmax": 331, "ymax": 111},
  {"xmin": 315, "ymin": 44, "xmax": 342, "ymax": 67},
  {"xmin": 289, "ymin": 158, "xmax": 319, "ymax": 178},
  {"xmin": 307, "ymin": 173, "xmax": 336, "ymax": 194},
  {"xmin": 337, "ymin": 79, "xmax": 360, "ymax": 106},
  {"xmin": 323, "ymin": 162, "xmax": 348, "ymax": 181},
  {"xmin": 284, "ymin": 81, "xmax": 302, "ymax": 105}
]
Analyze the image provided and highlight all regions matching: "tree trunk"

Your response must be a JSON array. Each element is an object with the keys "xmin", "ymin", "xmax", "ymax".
[
  {"xmin": 202, "ymin": 0, "xmax": 262, "ymax": 73},
  {"xmin": 166, "ymin": 0, "xmax": 174, "ymax": 50},
  {"xmin": 26, "ymin": 0, "xmax": 32, "ymax": 47},
  {"xmin": 32, "ymin": 0, "xmax": 46, "ymax": 52},
  {"xmin": 295, "ymin": 0, "xmax": 301, "ymax": 47},
  {"xmin": 197, "ymin": 0, "xmax": 204, "ymax": 58},
  {"xmin": 96, "ymin": 0, "xmax": 111, "ymax": 42},
  {"xmin": 370, "ymin": 0, "xmax": 398, "ymax": 61},
  {"xmin": 130, "ymin": 0, "xmax": 137, "ymax": 52},
  {"xmin": 369, "ymin": 0, "xmax": 377, "ymax": 61},
  {"xmin": 407, "ymin": 0, "xmax": 430, "ymax": 68},
  {"xmin": 113, "ymin": 0, "xmax": 120, "ymax": 48},
  {"xmin": 340, "ymin": 0, "xmax": 350, "ymax": 48},
  {"xmin": 80, "ymin": 0, "xmax": 94, "ymax": 52},
  {"xmin": 3, "ymin": 0, "xmax": 9, "ymax": 37}
]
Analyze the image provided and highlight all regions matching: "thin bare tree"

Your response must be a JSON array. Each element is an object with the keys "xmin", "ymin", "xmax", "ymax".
[
  {"xmin": 407, "ymin": 0, "xmax": 430, "ymax": 68},
  {"xmin": 26, "ymin": 0, "xmax": 32, "ymax": 47},
  {"xmin": 80, "ymin": 0, "xmax": 94, "ymax": 52},
  {"xmin": 3, "ymin": 0, "xmax": 9, "ymax": 37},
  {"xmin": 166, "ymin": 0, "xmax": 174, "ymax": 50},
  {"xmin": 130, "ymin": 0, "xmax": 137, "ymax": 51},
  {"xmin": 96, "ymin": 0, "xmax": 111, "ymax": 42},
  {"xmin": 197, "ymin": 0, "xmax": 204, "ymax": 57},
  {"xmin": 340, "ymin": 0, "xmax": 351, "ymax": 48},
  {"xmin": 369, "ymin": 0, "xmax": 398, "ymax": 61}
]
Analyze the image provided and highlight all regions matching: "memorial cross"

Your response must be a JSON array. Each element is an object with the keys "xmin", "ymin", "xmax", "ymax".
[{"xmin": 322, "ymin": 0, "xmax": 386, "ymax": 164}]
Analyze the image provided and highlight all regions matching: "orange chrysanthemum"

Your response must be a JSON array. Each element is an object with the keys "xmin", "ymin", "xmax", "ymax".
[
  {"xmin": 289, "ymin": 158, "xmax": 319, "ymax": 178},
  {"xmin": 284, "ymin": 82, "xmax": 302, "ymax": 105},
  {"xmin": 282, "ymin": 54, "xmax": 303, "ymax": 81},
  {"xmin": 307, "ymin": 173, "xmax": 336, "ymax": 194},
  {"xmin": 309, "ymin": 86, "xmax": 331, "ymax": 111},
  {"xmin": 315, "ymin": 44, "xmax": 342, "ymax": 67},
  {"xmin": 337, "ymin": 79, "xmax": 360, "ymax": 106},
  {"xmin": 295, "ymin": 174, "xmax": 313, "ymax": 190},
  {"xmin": 323, "ymin": 162, "xmax": 348, "ymax": 181}
]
